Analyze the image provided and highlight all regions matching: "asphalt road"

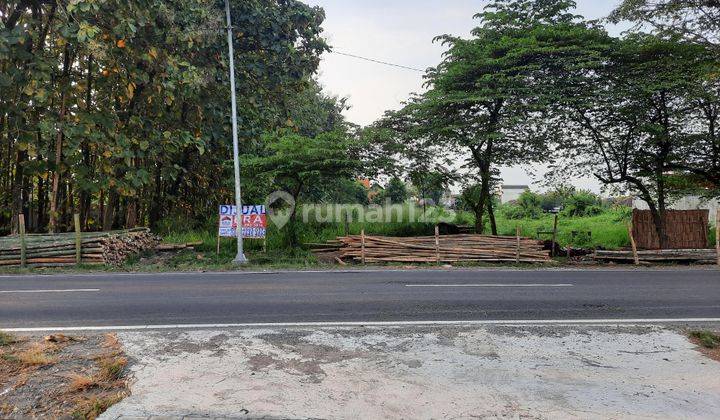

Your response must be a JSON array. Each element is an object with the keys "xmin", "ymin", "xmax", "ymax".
[{"xmin": 1, "ymin": 269, "xmax": 719, "ymax": 329}]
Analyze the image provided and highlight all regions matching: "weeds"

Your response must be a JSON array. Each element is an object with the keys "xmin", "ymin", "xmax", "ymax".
[
  {"xmin": 16, "ymin": 342, "xmax": 58, "ymax": 366},
  {"xmin": 690, "ymin": 331, "xmax": 720, "ymax": 349},
  {"xmin": 97, "ymin": 356, "xmax": 127, "ymax": 382},
  {"xmin": 71, "ymin": 394, "xmax": 125, "ymax": 420},
  {"xmin": 0, "ymin": 331, "xmax": 16, "ymax": 346},
  {"xmin": 68, "ymin": 374, "xmax": 99, "ymax": 392}
]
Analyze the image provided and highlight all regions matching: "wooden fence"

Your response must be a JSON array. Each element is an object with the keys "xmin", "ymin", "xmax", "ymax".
[{"xmin": 632, "ymin": 209, "xmax": 709, "ymax": 250}]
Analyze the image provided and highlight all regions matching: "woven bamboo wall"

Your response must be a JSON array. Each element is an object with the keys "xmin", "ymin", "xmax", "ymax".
[{"xmin": 632, "ymin": 209, "xmax": 709, "ymax": 250}]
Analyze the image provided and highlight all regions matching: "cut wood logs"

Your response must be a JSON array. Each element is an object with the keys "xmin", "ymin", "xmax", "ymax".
[
  {"xmin": 312, "ymin": 234, "xmax": 550, "ymax": 264},
  {"xmin": 0, "ymin": 228, "xmax": 160, "ymax": 267},
  {"xmin": 595, "ymin": 249, "xmax": 718, "ymax": 263}
]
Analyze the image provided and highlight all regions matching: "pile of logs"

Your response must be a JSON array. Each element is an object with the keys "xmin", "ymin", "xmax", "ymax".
[
  {"xmin": 0, "ymin": 228, "xmax": 160, "ymax": 268},
  {"xmin": 594, "ymin": 249, "xmax": 718, "ymax": 264},
  {"xmin": 312, "ymin": 233, "xmax": 550, "ymax": 264}
]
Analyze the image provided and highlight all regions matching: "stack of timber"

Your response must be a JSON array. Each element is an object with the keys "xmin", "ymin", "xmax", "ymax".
[
  {"xmin": 0, "ymin": 228, "xmax": 160, "ymax": 268},
  {"xmin": 312, "ymin": 234, "xmax": 550, "ymax": 264},
  {"xmin": 595, "ymin": 249, "xmax": 717, "ymax": 263}
]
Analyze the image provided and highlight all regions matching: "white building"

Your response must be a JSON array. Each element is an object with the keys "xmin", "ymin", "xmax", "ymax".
[{"xmin": 500, "ymin": 185, "xmax": 530, "ymax": 204}]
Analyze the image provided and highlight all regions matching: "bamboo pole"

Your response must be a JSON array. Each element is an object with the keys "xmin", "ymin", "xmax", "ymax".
[
  {"xmin": 716, "ymin": 209, "xmax": 719, "ymax": 267},
  {"xmin": 628, "ymin": 222, "xmax": 640, "ymax": 266},
  {"xmin": 551, "ymin": 213, "xmax": 558, "ymax": 257},
  {"xmin": 435, "ymin": 225, "xmax": 440, "ymax": 265},
  {"xmin": 515, "ymin": 226, "xmax": 520, "ymax": 264},
  {"xmin": 19, "ymin": 214, "xmax": 26, "ymax": 268},
  {"xmin": 361, "ymin": 229, "xmax": 366, "ymax": 265},
  {"xmin": 74, "ymin": 213, "xmax": 82, "ymax": 265}
]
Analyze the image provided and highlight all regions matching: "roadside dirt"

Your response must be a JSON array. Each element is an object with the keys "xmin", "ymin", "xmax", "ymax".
[{"xmin": 0, "ymin": 332, "xmax": 129, "ymax": 419}]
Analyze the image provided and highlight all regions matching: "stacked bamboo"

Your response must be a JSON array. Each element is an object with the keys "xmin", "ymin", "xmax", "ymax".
[
  {"xmin": 595, "ymin": 249, "xmax": 717, "ymax": 263},
  {"xmin": 0, "ymin": 228, "xmax": 159, "ymax": 268},
  {"xmin": 313, "ymin": 234, "xmax": 550, "ymax": 264}
]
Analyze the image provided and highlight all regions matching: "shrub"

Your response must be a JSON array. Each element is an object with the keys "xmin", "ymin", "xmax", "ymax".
[
  {"xmin": 562, "ymin": 190, "xmax": 604, "ymax": 217},
  {"xmin": 502, "ymin": 190, "xmax": 543, "ymax": 219}
]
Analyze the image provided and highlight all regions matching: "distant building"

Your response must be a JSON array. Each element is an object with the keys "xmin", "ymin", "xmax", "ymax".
[{"xmin": 500, "ymin": 185, "xmax": 530, "ymax": 204}]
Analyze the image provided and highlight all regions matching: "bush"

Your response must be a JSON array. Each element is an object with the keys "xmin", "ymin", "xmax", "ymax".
[
  {"xmin": 563, "ymin": 190, "xmax": 604, "ymax": 217},
  {"xmin": 501, "ymin": 190, "xmax": 543, "ymax": 219}
]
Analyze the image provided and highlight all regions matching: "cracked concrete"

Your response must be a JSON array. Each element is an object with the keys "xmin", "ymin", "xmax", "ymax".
[{"xmin": 101, "ymin": 326, "xmax": 720, "ymax": 419}]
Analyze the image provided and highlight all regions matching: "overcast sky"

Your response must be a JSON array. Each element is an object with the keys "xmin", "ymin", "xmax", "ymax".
[{"xmin": 304, "ymin": 0, "xmax": 629, "ymax": 192}]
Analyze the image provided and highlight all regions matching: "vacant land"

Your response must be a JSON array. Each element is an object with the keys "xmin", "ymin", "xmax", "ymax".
[{"xmin": 0, "ymin": 332, "xmax": 129, "ymax": 419}]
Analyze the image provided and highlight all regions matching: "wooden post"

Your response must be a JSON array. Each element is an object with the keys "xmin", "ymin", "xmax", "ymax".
[
  {"xmin": 343, "ymin": 208, "xmax": 350, "ymax": 237},
  {"xmin": 361, "ymin": 229, "xmax": 366, "ymax": 265},
  {"xmin": 628, "ymin": 222, "xmax": 640, "ymax": 266},
  {"xmin": 435, "ymin": 225, "xmax": 441, "ymax": 265},
  {"xmin": 74, "ymin": 213, "xmax": 82, "ymax": 265},
  {"xmin": 716, "ymin": 209, "xmax": 719, "ymax": 267},
  {"xmin": 551, "ymin": 213, "xmax": 559, "ymax": 257},
  {"xmin": 19, "ymin": 214, "xmax": 27, "ymax": 268},
  {"xmin": 216, "ymin": 234, "xmax": 221, "ymax": 257},
  {"xmin": 515, "ymin": 225, "xmax": 521, "ymax": 264}
]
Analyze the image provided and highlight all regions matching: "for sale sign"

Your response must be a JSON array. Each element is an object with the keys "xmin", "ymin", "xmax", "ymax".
[{"xmin": 219, "ymin": 205, "xmax": 267, "ymax": 238}]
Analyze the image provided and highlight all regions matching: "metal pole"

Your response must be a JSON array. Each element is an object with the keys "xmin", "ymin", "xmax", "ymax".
[{"xmin": 225, "ymin": 0, "xmax": 247, "ymax": 264}]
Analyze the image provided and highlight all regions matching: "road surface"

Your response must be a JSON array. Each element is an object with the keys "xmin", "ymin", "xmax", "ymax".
[{"xmin": 1, "ymin": 269, "xmax": 719, "ymax": 329}]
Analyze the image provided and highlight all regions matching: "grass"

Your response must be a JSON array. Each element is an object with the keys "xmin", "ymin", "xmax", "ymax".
[
  {"xmin": 17, "ymin": 343, "xmax": 57, "ymax": 366},
  {"xmin": 97, "ymin": 356, "xmax": 127, "ymax": 381},
  {"xmin": 690, "ymin": 331, "xmax": 720, "ymax": 349},
  {"xmin": 151, "ymin": 205, "xmax": 632, "ymax": 270},
  {"xmin": 68, "ymin": 374, "xmax": 99, "ymax": 392},
  {"xmin": 0, "ymin": 331, "xmax": 16, "ymax": 346},
  {"xmin": 71, "ymin": 394, "xmax": 126, "ymax": 420}
]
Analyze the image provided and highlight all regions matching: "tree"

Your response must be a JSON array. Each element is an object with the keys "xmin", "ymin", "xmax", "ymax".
[
  {"xmin": 243, "ymin": 131, "xmax": 360, "ymax": 244},
  {"xmin": 0, "ymin": 0, "xmax": 329, "ymax": 234},
  {"xmin": 376, "ymin": 0, "xmax": 600, "ymax": 235},
  {"xmin": 611, "ymin": 0, "xmax": 720, "ymax": 52},
  {"xmin": 383, "ymin": 176, "xmax": 409, "ymax": 204},
  {"xmin": 552, "ymin": 34, "xmax": 717, "ymax": 247}
]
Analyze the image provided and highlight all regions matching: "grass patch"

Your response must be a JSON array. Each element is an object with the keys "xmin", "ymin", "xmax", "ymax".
[
  {"xmin": 0, "ymin": 331, "xmax": 16, "ymax": 346},
  {"xmin": 68, "ymin": 374, "xmax": 99, "ymax": 392},
  {"xmin": 97, "ymin": 356, "xmax": 127, "ymax": 382},
  {"xmin": 71, "ymin": 394, "xmax": 126, "ymax": 420},
  {"xmin": 690, "ymin": 331, "xmax": 720, "ymax": 349},
  {"xmin": 17, "ymin": 343, "xmax": 57, "ymax": 366}
]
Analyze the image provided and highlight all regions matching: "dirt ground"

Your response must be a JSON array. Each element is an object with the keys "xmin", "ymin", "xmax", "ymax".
[{"xmin": 0, "ymin": 332, "xmax": 129, "ymax": 419}]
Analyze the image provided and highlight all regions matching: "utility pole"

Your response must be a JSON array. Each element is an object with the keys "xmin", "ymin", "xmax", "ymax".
[{"xmin": 225, "ymin": 0, "xmax": 248, "ymax": 264}]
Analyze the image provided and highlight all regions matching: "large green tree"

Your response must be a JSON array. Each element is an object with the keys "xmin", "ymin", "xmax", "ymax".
[
  {"xmin": 0, "ymin": 0, "xmax": 328, "ymax": 234},
  {"xmin": 375, "ymin": 0, "xmax": 603, "ymax": 234}
]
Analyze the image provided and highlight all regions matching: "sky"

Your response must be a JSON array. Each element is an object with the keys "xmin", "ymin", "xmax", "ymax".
[{"xmin": 303, "ymin": 0, "xmax": 630, "ymax": 193}]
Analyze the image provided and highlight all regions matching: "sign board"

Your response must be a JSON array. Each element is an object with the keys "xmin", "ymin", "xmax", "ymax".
[{"xmin": 219, "ymin": 205, "xmax": 267, "ymax": 239}]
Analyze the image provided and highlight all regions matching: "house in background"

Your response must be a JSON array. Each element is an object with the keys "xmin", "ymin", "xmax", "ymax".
[{"xmin": 499, "ymin": 185, "xmax": 530, "ymax": 204}]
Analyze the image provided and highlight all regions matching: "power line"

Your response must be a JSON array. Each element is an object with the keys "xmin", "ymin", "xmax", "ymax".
[{"xmin": 331, "ymin": 50, "xmax": 425, "ymax": 73}]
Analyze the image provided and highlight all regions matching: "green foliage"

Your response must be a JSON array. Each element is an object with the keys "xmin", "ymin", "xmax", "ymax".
[
  {"xmin": 562, "ymin": 190, "xmax": 604, "ymax": 217},
  {"xmin": 0, "ymin": 0, "xmax": 328, "ymax": 233},
  {"xmin": 690, "ymin": 331, "xmax": 720, "ymax": 349},
  {"xmin": 501, "ymin": 191, "xmax": 543, "ymax": 220},
  {"xmin": 381, "ymin": 177, "xmax": 409, "ymax": 204}
]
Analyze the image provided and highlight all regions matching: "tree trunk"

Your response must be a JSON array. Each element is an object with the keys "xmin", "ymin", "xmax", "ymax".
[
  {"xmin": 103, "ymin": 190, "xmax": 118, "ymax": 231},
  {"xmin": 49, "ymin": 46, "xmax": 71, "ymax": 233},
  {"xmin": 487, "ymin": 195, "xmax": 498, "ymax": 236},
  {"xmin": 11, "ymin": 150, "xmax": 28, "ymax": 234}
]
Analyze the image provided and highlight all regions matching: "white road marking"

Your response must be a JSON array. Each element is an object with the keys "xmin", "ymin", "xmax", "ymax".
[
  {"xmin": 3, "ymin": 318, "xmax": 720, "ymax": 332},
  {"xmin": 405, "ymin": 284, "xmax": 573, "ymax": 288},
  {"xmin": 0, "ymin": 289, "xmax": 100, "ymax": 294}
]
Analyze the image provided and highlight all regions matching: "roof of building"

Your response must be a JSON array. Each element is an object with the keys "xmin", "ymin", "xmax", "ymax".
[{"xmin": 502, "ymin": 185, "xmax": 530, "ymax": 190}]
